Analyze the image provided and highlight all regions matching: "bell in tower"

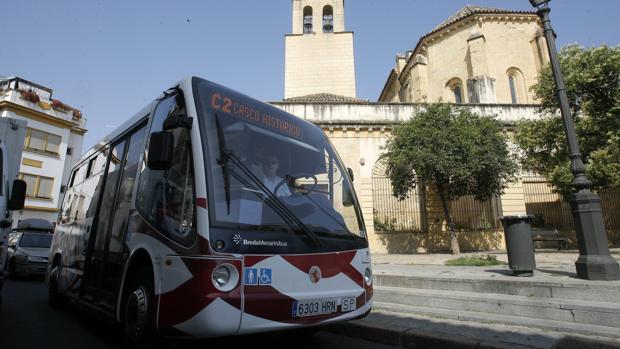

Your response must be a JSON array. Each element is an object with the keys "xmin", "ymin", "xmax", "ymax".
[
  {"xmin": 322, "ymin": 5, "xmax": 334, "ymax": 33},
  {"xmin": 303, "ymin": 6, "xmax": 313, "ymax": 33}
]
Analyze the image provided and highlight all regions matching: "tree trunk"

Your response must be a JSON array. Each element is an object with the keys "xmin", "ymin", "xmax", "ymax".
[{"xmin": 437, "ymin": 183, "xmax": 460, "ymax": 255}]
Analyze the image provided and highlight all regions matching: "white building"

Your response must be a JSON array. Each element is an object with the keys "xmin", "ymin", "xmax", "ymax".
[{"xmin": 0, "ymin": 77, "xmax": 86, "ymax": 226}]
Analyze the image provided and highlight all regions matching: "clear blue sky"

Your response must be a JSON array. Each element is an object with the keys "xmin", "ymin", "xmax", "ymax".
[{"xmin": 3, "ymin": 0, "xmax": 619, "ymax": 151}]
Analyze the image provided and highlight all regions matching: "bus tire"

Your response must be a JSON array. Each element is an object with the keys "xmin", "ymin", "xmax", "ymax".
[
  {"xmin": 48, "ymin": 262, "xmax": 66, "ymax": 308},
  {"xmin": 122, "ymin": 267, "xmax": 160, "ymax": 349}
]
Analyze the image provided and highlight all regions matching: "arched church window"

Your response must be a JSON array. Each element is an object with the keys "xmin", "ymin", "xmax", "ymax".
[
  {"xmin": 323, "ymin": 5, "xmax": 334, "ymax": 33},
  {"xmin": 506, "ymin": 67, "xmax": 526, "ymax": 104},
  {"xmin": 453, "ymin": 85, "xmax": 463, "ymax": 104},
  {"xmin": 447, "ymin": 78, "xmax": 465, "ymax": 104},
  {"xmin": 509, "ymin": 76, "xmax": 518, "ymax": 104},
  {"xmin": 303, "ymin": 6, "xmax": 313, "ymax": 34}
]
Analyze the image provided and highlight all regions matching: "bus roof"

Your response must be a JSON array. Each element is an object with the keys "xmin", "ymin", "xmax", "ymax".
[{"xmin": 78, "ymin": 77, "xmax": 192, "ymax": 163}]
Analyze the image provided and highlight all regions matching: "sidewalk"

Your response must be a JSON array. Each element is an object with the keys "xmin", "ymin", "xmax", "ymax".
[
  {"xmin": 371, "ymin": 248, "xmax": 620, "ymax": 285},
  {"xmin": 325, "ymin": 249, "xmax": 620, "ymax": 349},
  {"xmin": 371, "ymin": 248, "xmax": 620, "ymax": 269}
]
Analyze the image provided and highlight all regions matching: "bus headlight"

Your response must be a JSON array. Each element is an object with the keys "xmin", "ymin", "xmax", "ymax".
[
  {"xmin": 212, "ymin": 264, "xmax": 239, "ymax": 292},
  {"xmin": 364, "ymin": 268, "xmax": 372, "ymax": 286}
]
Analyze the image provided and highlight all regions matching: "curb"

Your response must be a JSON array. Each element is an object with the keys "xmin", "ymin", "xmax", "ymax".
[
  {"xmin": 552, "ymin": 336, "xmax": 620, "ymax": 349},
  {"xmin": 326, "ymin": 320, "xmax": 620, "ymax": 349},
  {"xmin": 326, "ymin": 320, "xmax": 509, "ymax": 349}
]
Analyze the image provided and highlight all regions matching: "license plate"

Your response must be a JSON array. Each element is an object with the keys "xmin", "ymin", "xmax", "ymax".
[
  {"xmin": 292, "ymin": 297, "xmax": 356, "ymax": 317},
  {"xmin": 341, "ymin": 297, "xmax": 357, "ymax": 312}
]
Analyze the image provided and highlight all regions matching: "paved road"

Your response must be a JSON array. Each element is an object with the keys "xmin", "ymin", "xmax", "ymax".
[{"xmin": 0, "ymin": 278, "xmax": 393, "ymax": 349}]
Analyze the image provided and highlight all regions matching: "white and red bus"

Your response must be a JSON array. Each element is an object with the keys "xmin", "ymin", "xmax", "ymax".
[{"xmin": 48, "ymin": 77, "xmax": 372, "ymax": 345}]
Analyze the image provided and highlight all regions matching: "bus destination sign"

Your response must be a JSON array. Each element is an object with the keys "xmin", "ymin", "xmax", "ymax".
[{"xmin": 210, "ymin": 92, "xmax": 302, "ymax": 139}]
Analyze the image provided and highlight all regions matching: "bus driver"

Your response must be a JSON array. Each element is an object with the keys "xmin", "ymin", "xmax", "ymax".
[{"xmin": 260, "ymin": 154, "xmax": 291, "ymax": 197}]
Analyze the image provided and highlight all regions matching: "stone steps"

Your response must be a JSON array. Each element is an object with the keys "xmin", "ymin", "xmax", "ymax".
[
  {"xmin": 371, "ymin": 271, "xmax": 620, "ymax": 340},
  {"xmin": 374, "ymin": 273, "xmax": 620, "ymax": 302},
  {"xmin": 372, "ymin": 301, "xmax": 620, "ymax": 340}
]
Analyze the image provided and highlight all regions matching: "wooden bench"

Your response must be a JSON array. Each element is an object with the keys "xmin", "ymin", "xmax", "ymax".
[{"xmin": 532, "ymin": 228, "xmax": 568, "ymax": 250}]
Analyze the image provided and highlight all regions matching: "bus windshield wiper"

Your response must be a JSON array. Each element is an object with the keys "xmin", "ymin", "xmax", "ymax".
[
  {"xmin": 214, "ymin": 114, "xmax": 231, "ymax": 214},
  {"xmin": 306, "ymin": 225, "xmax": 362, "ymax": 241},
  {"xmin": 224, "ymin": 151, "xmax": 322, "ymax": 248}
]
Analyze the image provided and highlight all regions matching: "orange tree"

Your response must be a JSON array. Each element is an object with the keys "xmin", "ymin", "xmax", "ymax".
[{"xmin": 382, "ymin": 103, "xmax": 518, "ymax": 254}]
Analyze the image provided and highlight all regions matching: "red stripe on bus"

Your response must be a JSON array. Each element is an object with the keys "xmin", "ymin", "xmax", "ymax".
[
  {"xmin": 157, "ymin": 258, "xmax": 242, "ymax": 327},
  {"xmin": 196, "ymin": 198, "xmax": 207, "ymax": 209},
  {"xmin": 282, "ymin": 251, "xmax": 357, "ymax": 278}
]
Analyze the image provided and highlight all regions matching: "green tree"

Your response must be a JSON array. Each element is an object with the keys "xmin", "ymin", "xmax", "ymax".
[
  {"xmin": 515, "ymin": 45, "xmax": 620, "ymax": 197},
  {"xmin": 382, "ymin": 103, "xmax": 518, "ymax": 254}
]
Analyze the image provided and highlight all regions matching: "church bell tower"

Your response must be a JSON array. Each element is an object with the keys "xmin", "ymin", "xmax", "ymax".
[{"xmin": 284, "ymin": 0, "xmax": 357, "ymax": 99}]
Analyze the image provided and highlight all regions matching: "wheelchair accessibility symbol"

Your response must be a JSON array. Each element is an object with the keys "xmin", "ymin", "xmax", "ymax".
[{"xmin": 259, "ymin": 268, "xmax": 272, "ymax": 285}]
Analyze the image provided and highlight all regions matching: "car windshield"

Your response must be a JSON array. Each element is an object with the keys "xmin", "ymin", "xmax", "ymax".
[
  {"xmin": 19, "ymin": 233, "xmax": 53, "ymax": 248},
  {"xmin": 194, "ymin": 80, "xmax": 365, "ymax": 239}
]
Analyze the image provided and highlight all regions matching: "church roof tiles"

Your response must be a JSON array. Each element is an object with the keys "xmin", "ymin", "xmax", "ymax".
[
  {"xmin": 432, "ymin": 5, "xmax": 536, "ymax": 34},
  {"xmin": 283, "ymin": 93, "xmax": 368, "ymax": 103}
]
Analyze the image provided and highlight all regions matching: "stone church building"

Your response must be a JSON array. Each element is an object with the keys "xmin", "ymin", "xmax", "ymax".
[
  {"xmin": 270, "ymin": 1, "xmax": 593, "ymax": 254},
  {"xmin": 378, "ymin": 5, "xmax": 548, "ymax": 105}
]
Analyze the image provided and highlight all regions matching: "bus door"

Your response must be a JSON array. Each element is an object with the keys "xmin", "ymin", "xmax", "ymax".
[
  {"xmin": 82, "ymin": 125, "xmax": 147, "ymax": 310},
  {"xmin": 81, "ymin": 140, "xmax": 127, "ymax": 309}
]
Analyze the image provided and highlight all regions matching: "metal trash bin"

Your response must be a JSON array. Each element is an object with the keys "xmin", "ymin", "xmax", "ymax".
[{"xmin": 499, "ymin": 215, "xmax": 536, "ymax": 276}]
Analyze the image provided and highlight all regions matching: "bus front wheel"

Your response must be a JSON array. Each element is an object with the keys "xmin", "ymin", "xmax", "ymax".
[
  {"xmin": 48, "ymin": 262, "xmax": 66, "ymax": 308},
  {"xmin": 122, "ymin": 268, "xmax": 159, "ymax": 348}
]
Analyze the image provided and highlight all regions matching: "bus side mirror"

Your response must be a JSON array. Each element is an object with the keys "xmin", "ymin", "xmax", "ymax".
[
  {"xmin": 163, "ymin": 114, "xmax": 192, "ymax": 131},
  {"xmin": 147, "ymin": 132, "xmax": 174, "ymax": 171},
  {"xmin": 342, "ymin": 180, "xmax": 354, "ymax": 207},
  {"xmin": 347, "ymin": 167, "xmax": 354, "ymax": 182},
  {"xmin": 8, "ymin": 179, "xmax": 27, "ymax": 211}
]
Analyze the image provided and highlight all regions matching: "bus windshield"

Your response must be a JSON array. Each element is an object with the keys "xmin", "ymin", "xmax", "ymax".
[{"xmin": 194, "ymin": 80, "xmax": 365, "ymax": 240}]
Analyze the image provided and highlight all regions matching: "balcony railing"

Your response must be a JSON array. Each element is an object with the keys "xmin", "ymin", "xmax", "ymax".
[
  {"xmin": 0, "ymin": 76, "xmax": 53, "ymax": 101},
  {"xmin": 0, "ymin": 76, "xmax": 86, "ymax": 128}
]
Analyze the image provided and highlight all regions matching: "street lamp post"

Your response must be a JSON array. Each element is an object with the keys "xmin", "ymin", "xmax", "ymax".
[{"xmin": 529, "ymin": 0, "xmax": 620, "ymax": 280}]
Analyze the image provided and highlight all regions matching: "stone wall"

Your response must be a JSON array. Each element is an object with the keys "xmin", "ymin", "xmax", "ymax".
[{"xmin": 285, "ymin": 32, "xmax": 356, "ymax": 98}]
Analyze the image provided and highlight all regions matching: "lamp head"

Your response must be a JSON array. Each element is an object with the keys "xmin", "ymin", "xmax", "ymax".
[{"xmin": 529, "ymin": 0, "xmax": 550, "ymax": 9}]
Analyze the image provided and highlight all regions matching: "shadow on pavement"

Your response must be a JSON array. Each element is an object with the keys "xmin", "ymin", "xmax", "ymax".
[
  {"xmin": 534, "ymin": 268, "xmax": 578, "ymax": 278},
  {"xmin": 333, "ymin": 310, "xmax": 563, "ymax": 348},
  {"xmin": 1, "ymin": 280, "xmax": 388, "ymax": 349}
]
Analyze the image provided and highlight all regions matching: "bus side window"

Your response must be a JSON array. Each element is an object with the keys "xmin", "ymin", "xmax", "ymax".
[
  {"xmin": 108, "ymin": 125, "xmax": 147, "ymax": 249},
  {"xmin": 59, "ymin": 189, "xmax": 74, "ymax": 223},
  {"xmin": 60, "ymin": 166, "xmax": 82, "ymax": 223},
  {"xmin": 92, "ymin": 141, "xmax": 127, "ymax": 256},
  {"xmin": 79, "ymin": 152, "xmax": 107, "ymax": 220},
  {"xmin": 136, "ymin": 93, "xmax": 196, "ymax": 246}
]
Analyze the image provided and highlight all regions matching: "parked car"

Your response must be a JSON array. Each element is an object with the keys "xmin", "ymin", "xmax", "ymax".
[
  {"xmin": 0, "ymin": 116, "xmax": 28, "ymax": 309},
  {"xmin": 4, "ymin": 219, "xmax": 54, "ymax": 278}
]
